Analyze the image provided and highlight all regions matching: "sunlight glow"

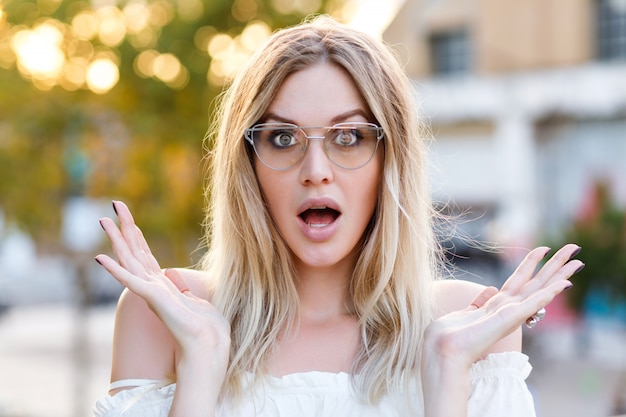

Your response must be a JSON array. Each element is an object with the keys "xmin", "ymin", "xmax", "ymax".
[
  {"xmin": 96, "ymin": 6, "xmax": 126, "ymax": 47},
  {"xmin": 134, "ymin": 49, "xmax": 159, "ymax": 77},
  {"xmin": 231, "ymin": 0, "xmax": 258, "ymax": 22},
  {"xmin": 177, "ymin": 0, "xmax": 203, "ymax": 22},
  {"xmin": 2, "ymin": 0, "xmax": 403, "ymax": 92},
  {"xmin": 271, "ymin": 0, "xmax": 321, "ymax": 15},
  {"xmin": 72, "ymin": 11, "xmax": 98, "ymax": 40},
  {"xmin": 207, "ymin": 20, "xmax": 271, "ymax": 86},
  {"xmin": 345, "ymin": 0, "xmax": 405, "ymax": 38},
  {"xmin": 86, "ymin": 58, "xmax": 119, "ymax": 94},
  {"xmin": 123, "ymin": 1, "xmax": 150, "ymax": 34},
  {"xmin": 11, "ymin": 21, "xmax": 65, "ymax": 81}
]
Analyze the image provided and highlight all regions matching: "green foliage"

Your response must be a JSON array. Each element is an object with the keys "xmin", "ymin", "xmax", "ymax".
[
  {"xmin": 0, "ymin": 0, "xmax": 333, "ymax": 266},
  {"xmin": 559, "ymin": 182, "xmax": 626, "ymax": 312}
]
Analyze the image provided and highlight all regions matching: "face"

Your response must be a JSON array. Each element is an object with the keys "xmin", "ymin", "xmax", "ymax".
[{"xmin": 253, "ymin": 62, "xmax": 382, "ymax": 275}]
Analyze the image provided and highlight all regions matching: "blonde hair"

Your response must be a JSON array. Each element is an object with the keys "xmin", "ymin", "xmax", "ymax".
[{"xmin": 200, "ymin": 15, "xmax": 440, "ymax": 406}]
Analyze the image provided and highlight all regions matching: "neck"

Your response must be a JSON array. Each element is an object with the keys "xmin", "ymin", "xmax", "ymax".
[{"xmin": 294, "ymin": 261, "xmax": 355, "ymax": 321}]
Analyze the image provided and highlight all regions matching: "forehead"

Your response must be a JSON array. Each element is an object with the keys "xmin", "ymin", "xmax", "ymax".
[{"xmin": 265, "ymin": 62, "xmax": 370, "ymax": 126}]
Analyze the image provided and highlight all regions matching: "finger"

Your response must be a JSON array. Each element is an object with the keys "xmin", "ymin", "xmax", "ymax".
[
  {"xmin": 508, "ymin": 278, "xmax": 574, "ymax": 329},
  {"xmin": 165, "ymin": 268, "xmax": 191, "ymax": 294},
  {"xmin": 520, "ymin": 244, "xmax": 582, "ymax": 296},
  {"xmin": 111, "ymin": 201, "xmax": 161, "ymax": 273},
  {"xmin": 99, "ymin": 217, "xmax": 148, "ymax": 276},
  {"xmin": 468, "ymin": 286, "xmax": 498, "ymax": 309},
  {"xmin": 94, "ymin": 254, "xmax": 156, "ymax": 298},
  {"xmin": 500, "ymin": 246, "xmax": 551, "ymax": 294},
  {"xmin": 113, "ymin": 201, "xmax": 159, "ymax": 271},
  {"xmin": 131, "ymin": 223, "xmax": 162, "ymax": 273}
]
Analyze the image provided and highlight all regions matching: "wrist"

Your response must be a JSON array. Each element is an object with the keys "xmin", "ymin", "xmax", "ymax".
[
  {"xmin": 170, "ymin": 352, "xmax": 229, "ymax": 417},
  {"xmin": 421, "ymin": 354, "xmax": 471, "ymax": 417},
  {"xmin": 421, "ymin": 329, "xmax": 472, "ymax": 417}
]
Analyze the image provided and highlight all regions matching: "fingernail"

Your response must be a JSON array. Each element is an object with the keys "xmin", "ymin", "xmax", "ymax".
[
  {"xmin": 99, "ymin": 219, "xmax": 105, "ymax": 230},
  {"xmin": 112, "ymin": 201, "xmax": 118, "ymax": 216},
  {"xmin": 564, "ymin": 283, "xmax": 573, "ymax": 291},
  {"xmin": 94, "ymin": 257, "xmax": 103, "ymax": 266},
  {"xmin": 542, "ymin": 247, "xmax": 552, "ymax": 258},
  {"xmin": 574, "ymin": 263, "xmax": 585, "ymax": 274},
  {"xmin": 569, "ymin": 246, "xmax": 582, "ymax": 259}
]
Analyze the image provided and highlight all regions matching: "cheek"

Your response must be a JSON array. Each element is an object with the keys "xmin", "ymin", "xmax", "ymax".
[
  {"xmin": 255, "ymin": 166, "xmax": 289, "ymax": 220},
  {"xmin": 350, "ymin": 162, "xmax": 382, "ymax": 220}
]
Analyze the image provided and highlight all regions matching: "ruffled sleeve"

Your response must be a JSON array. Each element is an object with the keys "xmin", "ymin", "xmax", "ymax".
[
  {"xmin": 468, "ymin": 352, "xmax": 536, "ymax": 417},
  {"xmin": 92, "ymin": 381, "xmax": 176, "ymax": 417}
]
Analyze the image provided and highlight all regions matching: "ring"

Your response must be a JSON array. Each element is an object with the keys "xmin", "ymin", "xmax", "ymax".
[{"xmin": 525, "ymin": 307, "xmax": 546, "ymax": 329}]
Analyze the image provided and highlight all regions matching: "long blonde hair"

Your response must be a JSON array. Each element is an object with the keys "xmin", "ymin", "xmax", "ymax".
[{"xmin": 200, "ymin": 15, "xmax": 441, "ymax": 405}]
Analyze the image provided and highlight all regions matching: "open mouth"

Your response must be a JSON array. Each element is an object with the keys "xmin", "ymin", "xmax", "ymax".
[{"xmin": 299, "ymin": 206, "xmax": 341, "ymax": 228}]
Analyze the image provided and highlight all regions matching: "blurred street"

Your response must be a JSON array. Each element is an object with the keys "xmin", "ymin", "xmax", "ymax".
[
  {"xmin": 0, "ymin": 304, "xmax": 114, "ymax": 417},
  {"xmin": 0, "ymin": 303, "xmax": 625, "ymax": 417}
]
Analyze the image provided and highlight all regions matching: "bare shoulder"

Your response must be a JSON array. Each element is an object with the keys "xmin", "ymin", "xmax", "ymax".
[
  {"xmin": 432, "ymin": 279, "xmax": 486, "ymax": 319},
  {"xmin": 175, "ymin": 268, "xmax": 214, "ymax": 300},
  {"xmin": 109, "ymin": 268, "xmax": 213, "ymax": 393},
  {"xmin": 432, "ymin": 279, "xmax": 522, "ymax": 354}
]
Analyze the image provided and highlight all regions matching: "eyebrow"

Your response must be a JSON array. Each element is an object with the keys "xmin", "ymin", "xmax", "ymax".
[{"xmin": 263, "ymin": 109, "xmax": 372, "ymax": 126}]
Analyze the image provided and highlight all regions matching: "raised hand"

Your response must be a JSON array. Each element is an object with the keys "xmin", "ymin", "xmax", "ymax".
[
  {"xmin": 421, "ymin": 244, "xmax": 583, "ymax": 416},
  {"xmin": 95, "ymin": 201, "xmax": 230, "ymax": 412},
  {"xmin": 424, "ymin": 244, "xmax": 582, "ymax": 370}
]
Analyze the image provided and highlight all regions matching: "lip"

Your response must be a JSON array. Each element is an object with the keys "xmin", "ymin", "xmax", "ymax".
[{"xmin": 296, "ymin": 197, "xmax": 342, "ymax": 242}]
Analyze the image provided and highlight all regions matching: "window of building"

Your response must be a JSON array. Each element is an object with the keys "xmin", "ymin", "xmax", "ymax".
[
  {"xmin": 429, "ymin": 29, "xmax": 471, "ymax": 75},
  {"xmin": 597, "ymin": 0, "xmax": 626, "ymax": 60}
]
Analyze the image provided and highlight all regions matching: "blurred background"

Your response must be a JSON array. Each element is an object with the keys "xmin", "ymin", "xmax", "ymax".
[{"xmin": 0, "ymin": 0, "xmax": 625, "ymax": 416}]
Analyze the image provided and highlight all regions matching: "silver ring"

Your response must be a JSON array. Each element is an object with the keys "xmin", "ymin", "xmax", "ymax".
[{"xmin": 525, "ymin": 307, "xmax": 546, "ymax": 329}]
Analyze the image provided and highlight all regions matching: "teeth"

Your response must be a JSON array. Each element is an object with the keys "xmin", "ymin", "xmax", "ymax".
[
  {"xmin": 308, "ymin": 222, "xmax": 329, "ymax": 228},
  {"xmin": 310, "ymin": 206, "xmax": 327, "ymax": 210}
]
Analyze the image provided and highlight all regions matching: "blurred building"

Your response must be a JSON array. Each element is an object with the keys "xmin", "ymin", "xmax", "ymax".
[{"xmin": 384, "ymin": 0, "xmax": 626, "ymax": 254}]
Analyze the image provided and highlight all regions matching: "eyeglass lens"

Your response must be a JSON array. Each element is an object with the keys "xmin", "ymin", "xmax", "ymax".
[{"xmin": 246, "ymin": 123, "xmax": 383, "ymax": 170}]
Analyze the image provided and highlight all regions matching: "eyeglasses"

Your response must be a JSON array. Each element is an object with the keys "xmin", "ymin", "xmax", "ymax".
[{"xmin": 244, "ymin": 122, "xmax": 384, "ymax": 170}]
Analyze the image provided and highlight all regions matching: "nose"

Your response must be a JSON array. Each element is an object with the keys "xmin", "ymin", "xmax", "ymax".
[{"xmin": 298, "ymin": 137, "xmax": 334, "ymax": 185}]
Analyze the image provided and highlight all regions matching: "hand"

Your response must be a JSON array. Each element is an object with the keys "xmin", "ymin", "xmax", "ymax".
[
  {"xmin": 95, "ymin": 201, "xmax": 230, "ymax": 368},
  {"xmin": 421, "ymin": 244, "xmax": 582, "ymax": 416},
  {"xmin": 423, "ymin": 244, "xmax": 583, "ymax": 371}
]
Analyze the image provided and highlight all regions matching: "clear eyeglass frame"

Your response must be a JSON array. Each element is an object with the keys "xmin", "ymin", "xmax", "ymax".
[{"xmin": 244, "ymin": 121, "xmax": 385, "ymax": 170}]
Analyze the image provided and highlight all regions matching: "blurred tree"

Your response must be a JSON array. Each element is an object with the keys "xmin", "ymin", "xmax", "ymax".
[
  {"xmin": 559, "ymin": 181, "xmax": 626, "ymax": 313},
  {"xmin": 0, "ymin": 0, "xmax": 342, "ymax": 266}
]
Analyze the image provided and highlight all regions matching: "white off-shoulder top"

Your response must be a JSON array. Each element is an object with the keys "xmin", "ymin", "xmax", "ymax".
[{"xmin": 93, "ymin": 352, "xmax": 536, "ymax": 417}]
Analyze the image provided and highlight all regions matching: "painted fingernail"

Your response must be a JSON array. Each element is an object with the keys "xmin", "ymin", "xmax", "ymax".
[
  {"xmin": 99, "ymin": 219, "xmax": 105, "ymax": 230},
  {"xmin": 542, "ymin": 247, "xmax": 552, "ymax": 258},
  {"xmin": 569, "ymin": 246, "xmax": 582, "ymax": 259},
  {"xmin": 94, "ymin": 257, "xmax": 103, "ymax": 266},
  {"xmin": 574, "ymin": 263, "xmax": 585, "ymax": 274},
  {"xmin": 112, "ymin": 201, "xmax": 118, "ymax": 216},
  {"xmin": 564, "ymin": 283, "xmax": 574, "ymax": 291}
]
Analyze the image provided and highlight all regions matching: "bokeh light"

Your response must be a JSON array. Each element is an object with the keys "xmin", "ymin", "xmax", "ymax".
[
  {"xmin": 232, "ymin": 0, "xmax": 258, "ymax": 22},
  {"xmin": 177, "ymin": 0, "xmax": 203, "ymax": 22},
  {"xmin": 96, "ymin": 6, "xmax": 126, "ymax": 47},
  {"xmin": 0, "ymin": 0, "xmax": 340, "ymax": 91},
  {"xmin": 207, "ymin": 20, "xmax": 271, "ymax": 86},
  {"xmin": 10, "ymin": 21, "xmax": 66, "ymax": 83},
  {"xmin": 123, "ymin": 1, "xmax": 150, "ymax": 34},
  {"xmin": 271, "ymin": 0, "xmax": 322, "ymax": 15},
  {"xmin": 86, "ymin": 57, "xmax": 119, "ymax": 94},
  {"xmin": 71, "ymin": 11, "xmax": 98, "ymax": 40}
]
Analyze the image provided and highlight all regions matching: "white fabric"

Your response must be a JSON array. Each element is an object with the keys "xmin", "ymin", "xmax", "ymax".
[{"xmin": 93, "ymin": 351, "xmax": 536, "ymax": 417}]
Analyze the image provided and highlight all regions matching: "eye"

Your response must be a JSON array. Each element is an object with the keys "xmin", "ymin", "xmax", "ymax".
[
  {"xmin": 269, "ymin": 129, "xmax": 298, "ymax": 148},
  {"xmin": 332, "ymin": 128, "xmax": 361, "ymax": 146}
]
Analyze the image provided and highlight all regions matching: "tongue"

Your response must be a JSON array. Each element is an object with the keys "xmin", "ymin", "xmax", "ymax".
[{"xmin": 301, "ymin": 208, "xmax": 337, "ymax": 226}]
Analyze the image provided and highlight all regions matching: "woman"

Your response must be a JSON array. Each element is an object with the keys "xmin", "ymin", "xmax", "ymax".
[{"xmin": 93, "ymin": 16, "xmax": 583, "ymax": 416}]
